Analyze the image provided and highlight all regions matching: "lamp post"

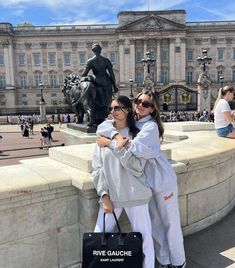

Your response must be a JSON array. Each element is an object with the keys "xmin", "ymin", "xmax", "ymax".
[
  {"xmin": 129, "ymin": 78, "xmax": 134, "ymax": 101},
  {"xmin": 141, "ymin": 51, "xmax": 155, "ymax": 91},
  {"xmin": 219, "ymin": 75, "xmax": 224, "ymax": 87},
  {"xmin": 39, "ymin": 83, "xmax": 46, "ymax": 123},
  {"xmin": 141, "ymin": 51, "xmax": 155, "ymax": 76},
  {"xmin": 197, "ymin": 49, "xmax": 212, "ymax": 73}
]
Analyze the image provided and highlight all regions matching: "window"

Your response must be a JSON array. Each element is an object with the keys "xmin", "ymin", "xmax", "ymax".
[
  {"xmin": 22, "ymin": 101, "xmax": 28, "ymax": 105},
  {"xmin": 217, "ymin": 70, "xmax": 223, "ymax": 82},
  {"xmin": 0, "ymin": 74, "xmax": 6, "ymax": 88},
  {"xmin": 162, "ymin": 69, "xmax": 169, "ymax": 83},
  {"xmin": 187, "ymin": 71, "xmax": 193, "ymax": 84},
  {"xmin": 51, "ymin": 93, "xmax": 57, "ymax": 97},
  {"xmin": 19, "ymin": 72, "xmax": 27, "ymax": 88},
  {"xmin": 51, "ymin": 100, "xmax": 58, "ymax": 105},
  {"xmin": 79, "ymin": 52, "xmax": 86, "ymax": 64},
  {"xmin": 162, "ymin": 50, "xmax": 168, "ymax": 61},
  {"xmin": 49, "ymin": 74, "xmax": 57, "ymax": 88},
  {"xmin": 110, "ymin": 52, "xmax": 116, "ymax": 64},
  {"xmin": 217, "ymin": 48, "xmax": 224, "ymax": 61},
  {"xmin": 135, "ymin": 72, "xmax": 142, "ymax": 83},
  {"xmin": 33, "ymin": 53, "xmax": 41, "ymax": 65},
  {"xmin": 150, "ymin": 51, "xmax": 155, "ymax": 60},
  {"xmin": 36, "ymin": 100, "xmax": 40, "ymax": 105},
  {"xmin": 136, "ymin": 51, "xmax": 142, "ymax": 63},
  {"xmin": 187, "ymin": 50, "xmax": 193, "ymax": 61},
  {"xmin": 0, "ymin": 54, "xmax": 4, "ymax": 65},
  {"xmin": 19, "ymin": 54, "xmax": 25, "ymax": 65},
  {"xmin": 48, "ymin": 53, "xmax": 56, "ymax": 65},
  {"xmin": 34, "ymin": 72, "xmax": 42, "ymax": 87},
  {"xmin": 63, "ymin": 52, "xmax": 71, "ymax": 65},
  {"xmin": 233, "ymin": 49, "xmax": 235, "ymax": 60},
  {"xmin": 232, "ymin": 70, "xmax": 235, "ymax": 83}
]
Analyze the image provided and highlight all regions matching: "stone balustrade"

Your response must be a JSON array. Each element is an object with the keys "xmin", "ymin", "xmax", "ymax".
[{"xmin": 0, "ymin": 122, "xmax": 234, "ymax": 267}]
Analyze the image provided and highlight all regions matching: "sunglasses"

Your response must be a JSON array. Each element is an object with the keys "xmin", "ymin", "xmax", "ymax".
[
  {"xmin": 108, "ymin": 106, "xmax": 126, "ymax": 112},
  {"xmin": 134, "ymin": 99, "xmax": 153, "ymax": 108}
]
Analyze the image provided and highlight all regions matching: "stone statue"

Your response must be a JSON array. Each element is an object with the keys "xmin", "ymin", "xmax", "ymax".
[
  {"xmin": 197, "ymin": 72, "xmax": 212, "ymax": 99},
  {"xmin": 82, "ymin": 43, "xmax": 118, "ymax": 124},
  {"xmin": 62, "ymin": 74, "xmax": 96, "ymax": 126},
  {"xmin": 197, "ymin": 72, "xmax": 212, "ymax": 112}
]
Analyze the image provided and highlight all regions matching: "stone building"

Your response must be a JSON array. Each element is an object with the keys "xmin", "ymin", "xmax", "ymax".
[{"xmin": 0, "ymin": 9, "xmax": 235, "ymax": 115}]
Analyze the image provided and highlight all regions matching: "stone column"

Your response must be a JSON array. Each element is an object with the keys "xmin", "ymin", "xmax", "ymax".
[
  {"xmin": 169, "ymin": 38, "xmax": 175, "ymax": 82},
  {"xmin": 156, "ymin": 39, "xmax": 161, "ymax": 83},
  {"xmin": 197, "ymin": 72, "xmax": 212, "ymax": 112},
  {"xmin": 39, "ymin": 101, "xmax": 46, "ymax": 123},
  {"xmin": 177, "ymin": 37, "xmax": 186, "ymax": 82},
  {"xmin": 143, "ymin": 39, "xmax": 148, "ymax": 79},
  {"xmin": 40, "ymin": 42, "xmax": 48, "ymax": 85},
  {"xmin": 129, "ymin": 39, "xmax": 136, "ymax": 81},
  {"xmin": 56, "ymin": 42, "xmax": 63, "ymax": 84},
  {"xmin": 2, "ymin": 39, "xmax": 15, "ymax": 89},
  {"xmin": 24, "ymin": 42, "xmax": 33, "ymax": 87},
  {"xmin": 71, "ymin": 42, "xmax": 78, "ymax": 72},
  {"xmin": 118, "ymin": 39, "xmax": 125, "ymax": 83}
]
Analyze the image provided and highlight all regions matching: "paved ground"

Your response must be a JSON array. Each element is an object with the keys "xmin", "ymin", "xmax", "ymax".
[
  {"xmin": 0, "ymin": 123, "xmax": 66, "ymax": 166},
  {"xmin": 184, "ymin": 208, "xmax": 235, "ymax": 268},
  {"xmin": 0, "ymin": 124, "xmax": 234, "ymax": 268}
]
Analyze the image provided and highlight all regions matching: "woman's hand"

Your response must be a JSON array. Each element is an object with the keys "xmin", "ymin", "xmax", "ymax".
[
  {"xmin": 97, "ymin": 136, "xmax": 111, "ymax": 147},
  {"xmin": 102, "ymin": 195, "xmax": 114, "ymax": 213},
  {"xmin": 116, "ymin": 136, "xmax": 130, "ymax": 151}
]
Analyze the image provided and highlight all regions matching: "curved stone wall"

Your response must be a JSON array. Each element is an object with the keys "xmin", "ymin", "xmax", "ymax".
[{"xmin": 0, "ymin": 122, "xmax": 234, "ymax": 267}]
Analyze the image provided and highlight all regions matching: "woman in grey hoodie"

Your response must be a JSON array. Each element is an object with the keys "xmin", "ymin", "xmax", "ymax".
[
  {"xmin": 91, "ymin": 95, "xmax": 155, "ymax": 268},
  {"xmin": 96, "ymin": 90, "xmax": 186, "ymax": 268}
]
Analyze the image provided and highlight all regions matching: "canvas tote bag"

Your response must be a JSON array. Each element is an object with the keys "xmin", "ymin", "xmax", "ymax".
[{"xmin": 82, "ymin": 212, "xmax": 143, "ymax": 268}]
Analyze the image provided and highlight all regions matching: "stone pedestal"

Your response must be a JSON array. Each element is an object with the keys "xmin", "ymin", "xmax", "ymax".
[{"xmin": 39, "ymin": 101, "xmax": 46, "ymax": 123}]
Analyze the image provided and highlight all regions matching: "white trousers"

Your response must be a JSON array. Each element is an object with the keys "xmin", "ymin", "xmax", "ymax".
[
  {"xmin": 149, "ymin": 186, "xmax": 186, "ymax": 266},
  {"xmin": 94, "ymin": 204, "xmax": 155, "ymax": 268}
]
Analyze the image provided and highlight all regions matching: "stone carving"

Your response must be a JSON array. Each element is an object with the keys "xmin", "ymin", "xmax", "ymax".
[
  {"xmin": 197, "ymin": 72, "xmax": 212, "ymax": 99},
  {"xmin": 145, "ymin": 18, "xmax": 163, "ymax": 29}
]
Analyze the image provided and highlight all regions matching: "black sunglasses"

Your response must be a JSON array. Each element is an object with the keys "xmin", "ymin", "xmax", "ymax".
[
  {"xmin": 108, "ymin": 106, "xmax": 126, "ymax": 112},
  {"xmin": 134, "ymin": 99, "xmax": 153, "ymax": 108}
]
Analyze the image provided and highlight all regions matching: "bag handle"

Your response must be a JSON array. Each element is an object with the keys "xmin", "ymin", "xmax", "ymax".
[{"xmin": 102, "ymin": 212, "xmax": 124, "ymax": 246}]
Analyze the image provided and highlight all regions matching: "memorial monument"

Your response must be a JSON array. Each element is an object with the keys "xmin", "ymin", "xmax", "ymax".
[{"xmin": 62, "ymin": 43, "xmax": 118, "ymax": 133}]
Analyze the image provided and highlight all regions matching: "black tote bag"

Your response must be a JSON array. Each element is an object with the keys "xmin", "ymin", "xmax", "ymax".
[{"xmin": 82, "ymin": 212, "xmax": 143, "ymax": 268}]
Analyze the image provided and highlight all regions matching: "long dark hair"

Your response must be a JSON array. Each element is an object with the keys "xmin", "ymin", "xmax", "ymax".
[
  {"xmin": 115, "ymin": 95, "xmax": 139, "ymax": 137},
  {"xmin": 135, "ymin": 90, "xmax": 164, "ymax": 140}
]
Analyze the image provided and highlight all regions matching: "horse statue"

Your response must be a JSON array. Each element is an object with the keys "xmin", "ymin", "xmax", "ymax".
[{"xmin": 62, "ymin": 74, "xmax": 96, "ymax": 126}]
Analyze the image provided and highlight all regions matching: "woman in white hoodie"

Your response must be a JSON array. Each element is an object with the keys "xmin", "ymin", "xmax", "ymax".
[
  {"xmin": 97, "ymin": 90, "xmax": 186, "ymax": 268},
  {"xmin": 91, "ymin": 95, "xmax": 155, "ymax": 268}
]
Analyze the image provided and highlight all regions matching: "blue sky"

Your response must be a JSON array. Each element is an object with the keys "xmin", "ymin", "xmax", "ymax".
[{"xmin": 1, "ymin": 0, "xmax": 235, "ymax": 26}]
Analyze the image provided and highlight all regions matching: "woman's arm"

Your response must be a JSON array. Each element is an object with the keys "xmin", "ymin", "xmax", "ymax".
[
  {"xmin": 91, "ymin": 145, "xmax": 109, "ymax": 197},
  {"xmin": 223, "ymin": 111, "xmax": 235, "ymax": 123},
  {"xmin": 119, "ymin": 121, "xmax": 160, "ymax": 159}
]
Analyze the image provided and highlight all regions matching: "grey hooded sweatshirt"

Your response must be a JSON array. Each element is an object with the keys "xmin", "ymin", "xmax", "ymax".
[{"xmin": 91, "ymin": 124, "xmax": 152, "ymax": 208}]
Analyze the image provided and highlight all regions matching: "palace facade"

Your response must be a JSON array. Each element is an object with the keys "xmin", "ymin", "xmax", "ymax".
[{"xmin": 1, "ymin": 9, "xmax": 235, "ymax": 114}]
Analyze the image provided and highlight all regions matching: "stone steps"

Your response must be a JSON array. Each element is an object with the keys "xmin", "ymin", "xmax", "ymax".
[
  {"xmin": 49, "ymin": 144, "xmax": 95, "ymax": 173},
  {"xmin": 20, "ymin": 157, "xmax": 93, "ymax": 191}
]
